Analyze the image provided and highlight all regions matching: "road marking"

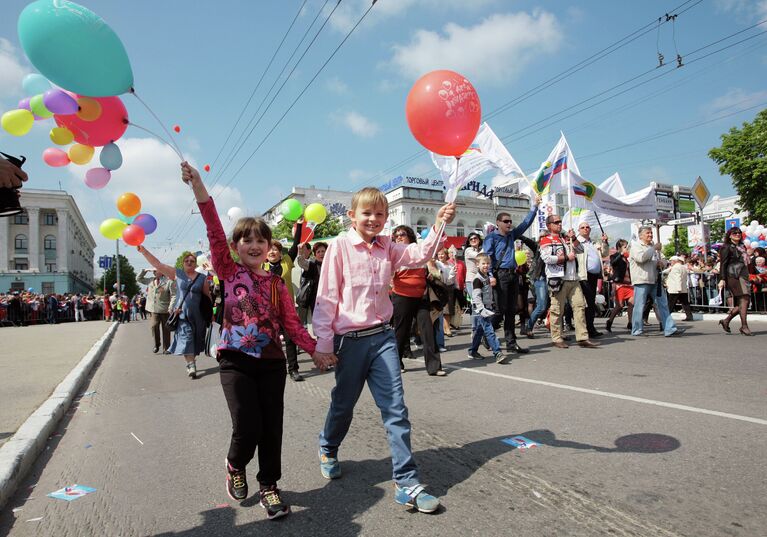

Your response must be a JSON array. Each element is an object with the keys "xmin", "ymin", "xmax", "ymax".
[
  {"xmin": 130, "ymin": 432, "xmax": 144, "ymax": 445},
  {"xmin": 441, "ymin": 364, "xmax": 767, "ymax": 426}
]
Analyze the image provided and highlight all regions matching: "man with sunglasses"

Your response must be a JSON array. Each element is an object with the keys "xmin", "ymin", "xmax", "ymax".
[
  {"xmin": 540, "ymin": 215, "xmax": 599, "ymax": 349},
  {"xmin": 483, "ymin": 195, "xmax": 542, "ymax": 358}
]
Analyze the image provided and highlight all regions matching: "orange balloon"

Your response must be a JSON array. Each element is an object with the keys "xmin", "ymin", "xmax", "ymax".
[
  {"xmin": 77, "ymin": 97, "xmax": 102, "ymax": 121},
  {"xmin": 405, "ymin": 70, "xmax": 481, "ymax": 157},
  {"xmin": 116, "ymin": 192, "xmax": 141, "ymax": 217}
]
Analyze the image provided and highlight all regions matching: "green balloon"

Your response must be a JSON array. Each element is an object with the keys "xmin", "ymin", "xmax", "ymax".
[
  {"xmin": 29, "ymin": 94, "xmax": 53, "ymax": 118},
  {"xmin": 99, "ymin": 218, "xmax": 127, "ymax": 240},
  {"xmin": 281, "ymin": 199, "xmax": 303, "ymax": 221}
]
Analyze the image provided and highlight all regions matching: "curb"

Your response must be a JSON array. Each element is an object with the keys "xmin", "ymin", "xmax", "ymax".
[
  {"xmin": 657, "ymin": 312, "xmax": 767, "ymax": 323},
  {"xmin": 0, "ymin": 322, "xmax": 119, "ymax": 511}
]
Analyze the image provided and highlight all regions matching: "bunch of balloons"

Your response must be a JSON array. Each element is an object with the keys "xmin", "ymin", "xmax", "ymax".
[
  {"xmin": 743, "ymin": 220, "xmax": 766, "ymax": 248},
  {"xmin": 99, "ymin": 192, "xmax": 157, "ymax": 246},
  {"xmin": 280, "ymin": 199, "xmax": 328, "ymax": 243}
]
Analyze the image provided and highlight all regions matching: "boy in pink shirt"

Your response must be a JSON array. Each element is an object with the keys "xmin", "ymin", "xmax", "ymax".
[{"xmin": 312, "ymin": 187, "xmax": 456, "ymax": 514}]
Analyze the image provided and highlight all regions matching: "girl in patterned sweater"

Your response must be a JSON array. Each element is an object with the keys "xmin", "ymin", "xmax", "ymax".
[{"xmin": 181, "ymin": 162, "xmax": 319, "ymax": 520}]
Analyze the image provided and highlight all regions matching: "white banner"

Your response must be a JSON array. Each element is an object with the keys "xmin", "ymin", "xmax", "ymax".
[
  {"xmin": 564, "ymin": 172, "xmax": 627, "ymax": 228},
  {"xmin": 431, "ymin": 123, "xmax": 525, "ymax": 203},
  {"xmin": 569, "ymin": 171, "xmax": 657, "ymax": 220}
]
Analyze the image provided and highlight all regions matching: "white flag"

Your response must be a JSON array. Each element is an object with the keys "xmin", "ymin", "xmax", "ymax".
[{"xmin": 569, "ymin": 171, "xmax": 657, "ymax": 220}]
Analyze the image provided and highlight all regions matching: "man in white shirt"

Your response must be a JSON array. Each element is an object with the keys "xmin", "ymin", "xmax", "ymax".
[{"xmin": 577, "ymin": 222, "xmax": 609, "ymax": 338}]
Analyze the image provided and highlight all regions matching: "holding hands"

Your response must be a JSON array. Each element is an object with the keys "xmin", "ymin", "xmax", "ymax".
[{"xmin": 313, "ymin": 351, "xmax": 338, "ymax": 371}]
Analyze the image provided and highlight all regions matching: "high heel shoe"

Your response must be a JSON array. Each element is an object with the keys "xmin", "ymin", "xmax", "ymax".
[
  {"xmin": 718, "ymin": 319, "xmax": 731, "ymax": 333},
  {"xmin": 740, "ymin": 327, "xmax": 753, "ymax": 336}
]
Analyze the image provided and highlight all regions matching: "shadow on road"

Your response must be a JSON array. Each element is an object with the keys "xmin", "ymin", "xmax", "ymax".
[{"xmin": 152, "ymin": 430, "xmax": 679, "ymax": 536}]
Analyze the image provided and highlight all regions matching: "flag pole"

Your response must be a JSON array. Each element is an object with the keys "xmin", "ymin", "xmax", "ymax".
[
  {"xmin": 433, "ymin": 156, "xmax": 461, "ymax": 258},
  {"xmin": 594, "ymin": 212, "xmax": 605, "ymax": 236}
]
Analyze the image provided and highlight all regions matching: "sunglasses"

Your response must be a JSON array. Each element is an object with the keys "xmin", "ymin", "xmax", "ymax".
[
  {"xmin": 393, "ymin": 232, "xmax": 407, "ymax": 238},
  {"xmin": 500, "ymin": 219, "xmax": 513, "ymax": 224},
  {"xmin": 550, "ymin": 220, "xmax": 562, "ymax": 225},
  {"xmin": 579, "ymin": 225, "xmax": 591, "ymax": 229},
  {"xmin": 731, "ymin": 230, "xmax": 742, "ymax": 234}
]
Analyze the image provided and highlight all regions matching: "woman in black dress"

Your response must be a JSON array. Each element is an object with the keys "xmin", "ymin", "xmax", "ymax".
[{"xmin": 718, "ymin": 227, "xmax": 753, "ymax": 336}]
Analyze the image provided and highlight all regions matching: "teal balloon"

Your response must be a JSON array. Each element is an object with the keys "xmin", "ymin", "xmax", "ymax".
[
  {"xmin": 100, "ymin": 142, "xmax": 123, "ymax": 170},
  {"xmin": 22, "ymin": 73, "xmax": 51, "ymax": 95},
  {"xmin": 118, "ymin": 214, "xmax": 135, "ymax": 225},
  {"xmin": 18, "ymin": 0, "xmax": 134, "ymax": 97}
]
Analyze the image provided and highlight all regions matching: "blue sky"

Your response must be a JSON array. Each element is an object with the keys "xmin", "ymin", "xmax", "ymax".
[{"xmin": 1, "ymin": 0, "xmax": 766, "ymax": 269}]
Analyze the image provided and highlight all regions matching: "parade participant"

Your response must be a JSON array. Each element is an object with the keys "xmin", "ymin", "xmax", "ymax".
[
  {"xmin": 665, "ymin": 256, "xmax": 694, "ymax": 321},
  {"xmin": 436, "ymin": 247, "xmax": 456, "ymax": 338},
  {"xmin": 296, "ymin": 241, "xmax": 327, "ymax": 317},
  {"xmin": 390, "ymin": 226, "xmax": 444, "ymax": 376},
  {"xmin": 312, "ymin": 187, "xmax": 455, "ymax": 514},
  {"xmin": 182, "ymin": 162, "xmax": 317, "ymax": 519},
  {"xmin": 576, "ymin": 222, "xmax": 609, "ymax": 338},
  {"xmin": 264, "ymin": 220, "xmax": 304, "ymax": 382},
  {"xmin": 606, "ymin": 239, "xmax": 634, "ymax": 332},
  {"xmin": 523, "ymin": 234, "xmax": 548, "ymax": 338},
  {"xmin": 540, "ymin": 215, "xmax": 598, "ymax": 349},
  {"xmin": 138, "ymin": 268, "xmax": 178, "ymax": 353},
  {"xmin": 718, "ymin": 227, "xmax": 753, "ymax": 336},
  {"xmin": 463, "ymin": 232, "xmax": 483, "ymax": 289},
  {"xmin": 467, "ymin": 253, "xmax": 504, "ymax": 362},
  {"xmin": 629, "ymin": 226, "xmax": 679, "ymax": 337},
  {"xmin": 483, "ymin": 196, "xmax": 541, "ymax": 355},
  {"xmin": 138, "ymin": 248, "xmax": 209, "ymax": 377}
]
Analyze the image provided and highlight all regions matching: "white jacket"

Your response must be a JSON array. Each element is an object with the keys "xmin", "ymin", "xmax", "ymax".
[{"xmin": 629, "ymin": 241, "xmax": 666, "ymax": 285}]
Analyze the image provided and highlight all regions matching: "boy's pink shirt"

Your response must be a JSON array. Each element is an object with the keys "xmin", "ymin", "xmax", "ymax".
[{"xmin": 312, "ymin": 224, "xmax": 444, "ymax": 354}]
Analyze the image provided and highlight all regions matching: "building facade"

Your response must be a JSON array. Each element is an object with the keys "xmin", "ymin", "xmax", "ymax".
[{"xmin": 0, "ymin": 189, "xmax": 96, "ymax": 294}]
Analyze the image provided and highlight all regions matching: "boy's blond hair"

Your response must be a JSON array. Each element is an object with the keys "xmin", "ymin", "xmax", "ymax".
[
  {"xmin": 475, "ymin": 253, "xmax": 491, "ymax": 265},
  {"xmin": 351, "ymin": 187, "xmax": 388, "ymax": 212}
]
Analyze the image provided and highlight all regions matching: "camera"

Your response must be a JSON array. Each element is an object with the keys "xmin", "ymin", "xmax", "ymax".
[{"xmin": 0, "ymin": 151, "xmax": 26, "ymax": 217}]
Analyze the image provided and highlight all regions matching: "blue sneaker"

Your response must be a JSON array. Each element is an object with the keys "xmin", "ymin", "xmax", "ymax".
[
  {"xmin": 319, "ymin": 450, "xmax": 341, "ymax": 479},
  {"xmin": 394, "ymin": 483, "xmax": 440, "ymax": 513}
]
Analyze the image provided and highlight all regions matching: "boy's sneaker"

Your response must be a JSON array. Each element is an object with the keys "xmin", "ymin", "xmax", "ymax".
[
  {"xmin": 438, "ymin": 346, "xmax": 448, "ymax": 353},
  {"xmin": 259, "ymin": 485, "xmax": 290, "ymax": 520},
  {"xmin": 467, "ymin": 351, "xmax": 483, "ymax": 360},
  {"xmin": 394, "ymin": 483, "xmax": 440, "ymax": 513},
  {"xmin": 319, "ymin": 450, "xmax": 341, "ymax": 479},
  {"xmin": 186, "ymin": 362, "xmax": 197, "ymax": 379},
  {"xmin": 225, "ymin": 459, "xmax": 248, "ymax": 501},
  {"xmin": 494, "ymin": 351, "xmax": 507, "ymax": 364}
]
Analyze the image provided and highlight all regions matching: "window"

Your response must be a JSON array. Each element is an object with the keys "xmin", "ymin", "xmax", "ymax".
[
  {"xmin": 14, "ymin": 234, "xmax": 28, "ymax": 252},
  {"xmin": 42, "ymin": 282, "xmax": 55, "ymax": 295},
  {"xmin": 13, "ymin": 211, "xmax": 28, "ymax": 225},
  {"xmin": 44, "ymin": 213, "xmax": 56, "ymax": 225},
  {"xmin": 45, "ymin": 263, "xmax": 56, "ymax": 272},
  {"xmin": 44, "ymin": 235, "xmax": 56, "ymax": 250},
  {"xmin": 415, "ymin": 218, "xmax": 428, "ymax": 235},
  {"xmin": 456, "ymin": 221, "xmax": 465, "ymax": 237},
  {"xmin": 14, "ymin": 259, "xmax": 28, "ymax": 270},
  {"xmin": 475, "ymin": 220, "xmax": 484, "ymax": 230}
]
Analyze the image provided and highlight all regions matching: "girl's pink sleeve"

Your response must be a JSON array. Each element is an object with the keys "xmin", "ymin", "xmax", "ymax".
[
  {"xmin": 198, "ymin": 198, "xmax": 236, "ymax": 280},
  {"xmin": 275, "ymin": 278, "xmax": 316, "ymax": 355}
]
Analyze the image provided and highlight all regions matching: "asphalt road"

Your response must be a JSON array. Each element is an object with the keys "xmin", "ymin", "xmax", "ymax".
[{"xmin": 1, "ymin": 318, "xmax": 765, "ymax": 536}]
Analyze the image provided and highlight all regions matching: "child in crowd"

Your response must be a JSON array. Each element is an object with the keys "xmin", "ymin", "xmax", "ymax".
[
  {"xmin": 467, "ymin": 253, "xmax": 504, "ymax": 363},
  {"xmin": 312, "ymin": 187, "xmax": 456, "ymax": 514},
  {"xmin": 181, "ymin": 162, "xmax": 318, "ymax": 521},
  {"xmin": 755, "ymin": 257, "xmax": 766, "ymax": 274}
]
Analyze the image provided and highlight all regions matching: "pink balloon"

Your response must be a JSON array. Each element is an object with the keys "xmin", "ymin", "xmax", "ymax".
[
  {"xmin": 84, "ymin": 167, "xmax": 111, "ymax": 189},
  {"xmin": 54, "ymin": 93, "xmax": 128, "ymax": 147},
  {"xmin": 42, "ymin": 147, "xmax": 70, "ymax": 167}
]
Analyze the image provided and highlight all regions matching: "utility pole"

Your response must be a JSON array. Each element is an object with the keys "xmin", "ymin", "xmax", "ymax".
[{"xmin": 115, "ymin": 239, "xmax": 121, "ymax": 296}]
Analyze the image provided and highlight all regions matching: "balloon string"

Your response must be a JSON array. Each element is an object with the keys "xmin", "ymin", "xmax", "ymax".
[
  {"xmin": 127, "ymin": 121, "xmax": 183, "ymax": 161},
  {"xmin": 129, "ymin": 89, "xmax": 185, "ymax": 161}
]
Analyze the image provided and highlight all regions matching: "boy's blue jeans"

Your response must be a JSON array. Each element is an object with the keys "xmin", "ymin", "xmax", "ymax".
[
  {"xmin": 527, "ymin": 277, "xmax": 549, "ymax": 331},
  {"xmin": 469, "ymin": 314, "xmax": 501, "ymax": 353},
  {"xmin": 319, "ymin": 328, "xmax": 420, "ymax": 487}
]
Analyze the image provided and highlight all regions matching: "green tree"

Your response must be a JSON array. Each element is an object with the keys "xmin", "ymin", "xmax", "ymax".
[
  {"xmin": 709, "ymin": 108, "xmax": 767, "ymax": 223},
  {"xmin": 663, "ymin": 226, "xmax": 691, "ymax": 258},
  {"xmin": 98, "ymin": 254, "xmax": 139, "ymax": 297},
  {"xmin": 708, "ymin": 219, "xmax": 725, "ymax": 244},
  {"xmin": 272, "ymin": 217, "xmax": 345, "ymax": 242}
]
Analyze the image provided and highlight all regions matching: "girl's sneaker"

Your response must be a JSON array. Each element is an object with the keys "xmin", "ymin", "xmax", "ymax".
[
  {"xmin": 186, "ymin": 362, "xmax": 197, "ymax": 379},
  {"xmin": 225, "ymin": 459, "xmax": 248, "ymax": 501},
  {"xmin": 394, "ymin": 483, "xmax": 440, "ymax": 513},
  {"xmin": 259, "ymin": 485, "xmax": 290, "ymax": 520}
]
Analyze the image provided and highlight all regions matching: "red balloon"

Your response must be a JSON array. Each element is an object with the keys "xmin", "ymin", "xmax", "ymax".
[
  {"xmin": 55, "ymin": 93, "xmax": 128, "ymax": 147},
  {"xmin": 293, "ymin": 222, "xmax": 315, "ymax": 244},
  {"xmin": 122, "ymin": 224, "xmax": 146, "ymax": 246},
  {"xmin": 405, "ymin": 70, "xmax": 481, "ymax": 156},
  {"xmin": 173, "ymin": 125, "xmax": 181, "ymax": 133},
  {"xmin": 203, "ymin": 164, "xmax": 211, "ymax": 172}
]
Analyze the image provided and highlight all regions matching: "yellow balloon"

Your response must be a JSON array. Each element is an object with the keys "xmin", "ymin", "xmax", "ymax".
[
  {"xmin": 99, "ymin": 218, "xmax": 127, "ymax": 240},
  {"xmin": 68, "ymin": 143, "xmax": 95, "ymax": 165},
  {"xmin": 304, "ymin": 203, "xmax": 327, "ymax": 225},
  {"xmin": 1, "ymin": 109, "xmax": 35, "ymax": 136},
  {"xmin": 77, "ymin": 97, "xmax": 102, "ymax": 121},
  {"xmin": 50, "ymin": 127, "xmax": 74, "ymax": 145}
]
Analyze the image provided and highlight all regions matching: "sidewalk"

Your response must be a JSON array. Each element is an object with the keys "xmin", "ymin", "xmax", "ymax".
[{"xmin": 0, "ymin": 321, "xmax": 119, "ymax": 510}]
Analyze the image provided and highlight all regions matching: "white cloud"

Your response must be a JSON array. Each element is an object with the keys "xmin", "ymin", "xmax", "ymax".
[
  {"xmin": 335, "ymin": 111, "xmax": 380, "ymax": 138},
  {"xmin": 715, "ymin": 0, "xmax": 767, "ymax": 22},
  {"xmin": 325, "ymin": 76, "xmax": 349, "ymax": 95},
  {"xmin": 705, "ymin": 88, "xmax": 767, "ymax": 116},
  {"xmin": 388, "ymin": 11, "xmax": 562, "ymax": 86},
  {"xmin": 348, "ymin": 169, "xmax": 371, "ymax": 183},
  {"xmin": 328, "ymin": 0, "xmax": 497, "ymax": 33},
  {"xmin": 0, "ymin": 38, "xmax": 29, "ymax": 101},
  {"xmin": 65, "ymin": 137, "xmax": 243, "ymax": 271}
]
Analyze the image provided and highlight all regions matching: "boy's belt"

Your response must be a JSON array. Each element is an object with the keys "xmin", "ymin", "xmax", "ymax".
[{"xmin": 342, "ymin": 323, "xmax": 390, "ymax": 339}]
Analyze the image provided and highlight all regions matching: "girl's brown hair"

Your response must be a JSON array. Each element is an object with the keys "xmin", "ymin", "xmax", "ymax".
[{"xmin": 231, "ymin": 217, "xmax": 272, "ymax": 245}]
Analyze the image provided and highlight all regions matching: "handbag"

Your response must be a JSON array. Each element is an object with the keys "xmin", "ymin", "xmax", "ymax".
[{"xmin": 167, "ymin": 274, "xmax": 200, "ymax": 332}]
